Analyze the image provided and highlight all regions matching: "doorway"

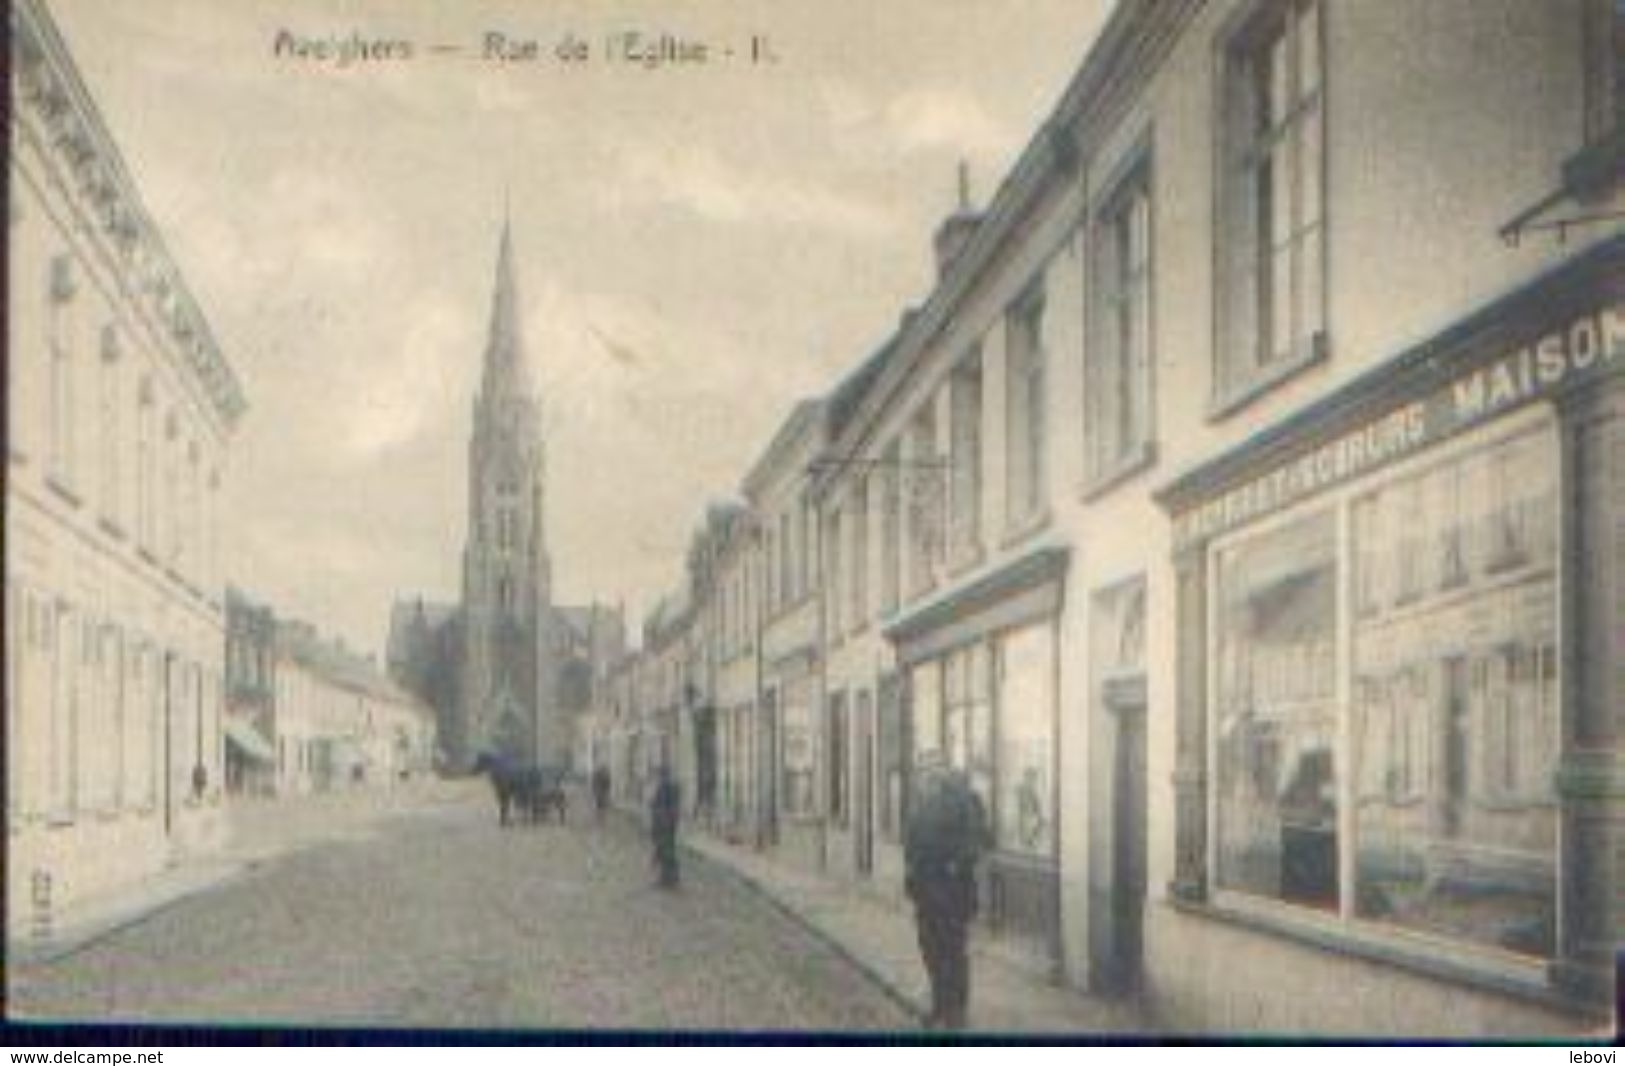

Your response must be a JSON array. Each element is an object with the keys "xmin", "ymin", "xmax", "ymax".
[{"xmin": 1107, "ymin": 690, "xmax": 1148, "ymax": 991}]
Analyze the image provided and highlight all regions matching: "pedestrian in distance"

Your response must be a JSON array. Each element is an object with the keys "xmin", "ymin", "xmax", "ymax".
[
  {"xmin": 903, "ymin": 760, "xmax": 989, "ymax": 1030},
  {"xmin": 649, "ymin": 764, "xmax": 682, "ymax": 889},
  {"xmin": 592, "ymin": 765, "xmax": 611, "ymax": 822}
]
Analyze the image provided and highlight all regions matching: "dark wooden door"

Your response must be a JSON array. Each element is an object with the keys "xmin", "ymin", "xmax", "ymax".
[{"xmin": 1110, "ymin": 702, "xmax": 1148, "ymax": 989}]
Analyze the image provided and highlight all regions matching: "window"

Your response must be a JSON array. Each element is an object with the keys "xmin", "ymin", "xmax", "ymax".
[
  {"xmin": 907, "ymin": 401, "xmax": 944, "ymax": 596},
  {"xmin": 182, "ymin": 441, "xmax": 200, "ymax": 572},
  {"xmin": 48, "ymin": 255, "xmax": 78, "ymax": 489},
  {"xmin": 136, "ymin": 379, "xmax": 155, "ymax": 550},
  {"xmin": 943, "ymin": 644, "xmax": 994, "ymax": 804},
  {"xmin": 163, "ymin": 412, "xmax": 180, "ymax": 563},
  {"xmin": 801, "ymin": 493, "xmax": 815, "ymax": 597},
  {"xmin": 48, "ymin": 604, "xmax": 75, "ymax": 818},
  {"xmin": 880, "ymin": 441, "xmax": 902, "ymax": 614},
  {"xmin": 1217, "ymin": 0, "xmax": 1325, "ymax": 404},
  {"xmin": 1005, "ymin": 288, "xmax": 1047, "ymax": 528},
  {"xmin": 849, "ymin": 478, "xmax": 869, "ymax": 628},
  {"xmin": 949, "ymin": 350, "xmax": 984, "ymax": 562},
  {"xmin": 1213, "ymin": 508, "xmax": 1339, "ymax": 909},
  {"xmin": 206, "ymin": 469, "xmax": 221, "ymax": 589},
  {"xmin": 779, "ymin": 512, "xmax": 793, "ymax": 605},
  {"xmin": 1206, "ymin": 419, "xmax": 1560, "ymax": 960},
  {"xmin": 763, "ymin": 529, "xmax": 777, "ymax": 613},
  {"xmin": 1582, "ymin": 0, "xmax": 1625, "ymax": 141},
  {"xmin": 878, "ymin": 673, "xmax": 903, "ymax": 841},
  {"xmin": 827, "ymin": 505, "xmax": 844, "ymax": 637},
  {"xmin": 1348, "ymin": 425, "xmax": 1557, "ymax": 957},
  {"xmin": 996, "ymin": 625, "xmax": 1055, "ymax": 856},
  {"xmin": 99, "ymin": 326, "xmax": 123, "ymax": 527},
  {"xmin": 911, "ymin": 660, "xmax": 943, "ymax": 761},
  {"xmin": 1088, "ymin": 160, "xmax": 1154, "ymax": 483},
  {"xmin": 829, "ymin": 692, "xmax": 848, "ymax": 827}
]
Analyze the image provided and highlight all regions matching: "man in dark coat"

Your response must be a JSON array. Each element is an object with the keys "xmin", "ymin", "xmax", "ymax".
[
  {"xmin": 904, "ymin": 763, "xmax": 988, "ymax": 1029},
  {"xmin": 591, "ymin": 765, "xmax": 612, "ymax": 821},
  {"xmin": 649, "ymin": 765, "xmax": 682, "ymax": 888}
]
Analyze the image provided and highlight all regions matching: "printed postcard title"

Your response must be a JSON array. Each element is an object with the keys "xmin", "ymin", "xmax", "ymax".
[{"xmin": 272, "ymin": 28, "xmax": 780, "ymax": 71}]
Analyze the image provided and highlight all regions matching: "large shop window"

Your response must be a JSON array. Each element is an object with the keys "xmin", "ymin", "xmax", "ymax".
[
  {"xmin": 1349, "ymin": 426, "xmax": 1558, "ymax": 958},
  {"xmin": 1207, "ymin": 419, "xmax": 1560, "ymax": 960},
  {"xmin": 943, "ymin": 644, "xmax": 994, "ymax": 805},
  {"xmin": 911, "ymin": 648, "xmax": 995, "ymax": 805},
  {"xmin": 1213, "ymin": 508, "xmax": 1339, "ymax": 908},
  {"xmin": 997, "ymin": 625, "xmax": 1055, "ymax": 857}
]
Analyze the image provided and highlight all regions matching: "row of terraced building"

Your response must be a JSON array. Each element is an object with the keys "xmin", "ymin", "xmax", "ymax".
[{"xmin": 576, "ymin": 0, "xmax": 1622, "ymax": 1036}]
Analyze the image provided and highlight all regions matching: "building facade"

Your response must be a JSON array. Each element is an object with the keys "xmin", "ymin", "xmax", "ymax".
[
  {"xmin": 224, "ymin": 588, "xmax": 277, "ymax": 796},
  {"xmin": 6, "ymin": 0, "xmax": 247, "ymax": 932},
  {"xmin": 271, "ymin": 619, "xmax": 435, "ymax": 795},
  {"xmin": 743, "ymin": 400, "xmax": 827, "ymax": 870},
  {"xmin": 572, "ymin": 0, "xmax": 1619, "ymax": 1035}
]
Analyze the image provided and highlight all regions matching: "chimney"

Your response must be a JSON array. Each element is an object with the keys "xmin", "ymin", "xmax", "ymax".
[{"xmin": 933, "ymin": 161, "xmax": 982, "ymax": 279}]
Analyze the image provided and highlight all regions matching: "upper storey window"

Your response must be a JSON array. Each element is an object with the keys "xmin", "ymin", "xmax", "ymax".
[{"xmin": 1215, "ymin": 0, "xmax": 1326, "ymax": 412}]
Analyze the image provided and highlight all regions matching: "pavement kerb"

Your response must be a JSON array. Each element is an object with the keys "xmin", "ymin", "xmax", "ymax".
[
  {"xmin": 676, "ymin": 834, "xmax": 929, "ymax": 1028},
  {"xmin": 9, "ymin": 782, "xmax": 465, "ymax": 968},
  {"xmin": 7, "ymin": 858, "xmax": 252, "ymax": 967}
]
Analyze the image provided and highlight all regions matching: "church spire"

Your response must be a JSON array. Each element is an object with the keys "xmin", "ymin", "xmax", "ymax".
[{"xmin": 482, "ymin": 217, "xmax": 527, "ymax": 397}]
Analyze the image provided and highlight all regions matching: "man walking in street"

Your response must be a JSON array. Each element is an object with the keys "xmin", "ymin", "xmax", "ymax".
[
  {"xmin": 904, "ymin": 760, "xmax": 988, "ymax": 1030},
  {"xmin": 649, "ymin": 764, "xmax": 682, "ymax": 888},
  {"xmin": 592, "ymin": 764, "xmax": 612, "ymax": 822}
]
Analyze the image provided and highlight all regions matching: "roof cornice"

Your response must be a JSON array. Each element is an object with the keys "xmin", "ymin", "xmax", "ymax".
[
  {"xmin": 825, "ymin": 0, "xmax": 1198, "ymax": 471},
  {"xmin": 13, "ymin": 0, "xmax": 247, "ymax": 429}
]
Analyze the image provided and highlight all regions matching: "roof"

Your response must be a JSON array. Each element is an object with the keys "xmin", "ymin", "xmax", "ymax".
[
  {"xmin": 14, "ymin": 0, "xmax": 247, "ymax": 428},
  {"xmin": 826, "ymin": 330, "xmax": 902, "ymax": 443},
  {"xmin": 278, "ymin": 618, "xmax": 431, "ymax": 714},
  {"xmin": 825, "ymin": 0, "xmax": 1195, "ymax": 463},
  {"xmin": 740, "ymin": 398, "xmax": 824, "ymax": 499}
]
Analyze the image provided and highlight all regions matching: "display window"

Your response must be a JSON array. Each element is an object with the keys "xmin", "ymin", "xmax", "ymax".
[
  {"xmin": 996, "ymin": 624, "xmax": 1056, "ymax": 857},
  {"xmin": 1207, "ymin": 413, "xmax": 1560, "ymax": 960},
  {"xmin": 909, "ymin": 627, "xmax": 1053, "ymax": 857}
]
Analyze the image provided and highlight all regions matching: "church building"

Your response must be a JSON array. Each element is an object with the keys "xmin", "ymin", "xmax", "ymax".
[{"xmin": 387, "ymin": 224, "xmax": 622, "ymax": 770}]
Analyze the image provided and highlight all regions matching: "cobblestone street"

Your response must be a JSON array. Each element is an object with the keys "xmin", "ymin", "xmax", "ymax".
[{"xmin": 7, "ymin": 788, "xmax": 913, "ymax": 1033}]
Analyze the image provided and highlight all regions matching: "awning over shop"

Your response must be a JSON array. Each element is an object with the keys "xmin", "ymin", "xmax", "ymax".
[{"xmin": 225, "ymin": 719, "xmax": 276, "ymax": 764}]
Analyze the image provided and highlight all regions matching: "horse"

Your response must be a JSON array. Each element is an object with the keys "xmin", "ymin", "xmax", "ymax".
[{"xmin": 472, "ymin": 753, "xmax": 569, "ymax": 827}]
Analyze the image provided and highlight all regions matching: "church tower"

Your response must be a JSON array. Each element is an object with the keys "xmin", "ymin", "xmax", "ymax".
[{"xmin": 455, "ymin": 222, "xmax": 557, "ymax": 767}]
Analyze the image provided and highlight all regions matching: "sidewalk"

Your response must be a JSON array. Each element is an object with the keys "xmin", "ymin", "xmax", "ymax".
[
  {"xmin": 9, "ymin": 776, "xmax": 476, "ymax": 966},
  {"xmin": 682, "ymin": 831, "xmax": 1150, "ymax": 1036}
]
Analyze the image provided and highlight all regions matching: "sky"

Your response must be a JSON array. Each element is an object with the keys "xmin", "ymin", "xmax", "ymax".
[{"xmin": 47, "ymin": 0, "xmax": 1112, "ymax": 657}]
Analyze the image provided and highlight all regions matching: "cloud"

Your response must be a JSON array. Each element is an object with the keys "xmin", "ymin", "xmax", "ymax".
[
  {"xmin": 44, "ymin": 0, "xmax": 1111, "ymax": 655},
  {"xmin": 343, "ymin": 297, "xmax": 472, "ymax": 459},
  {"xmin": 886, "ymin": 87, "xmax": 1012, "ymax": 158},
  {"xmin": 605, "ymin": 141, "xmax": 895, "ymax": 238}
]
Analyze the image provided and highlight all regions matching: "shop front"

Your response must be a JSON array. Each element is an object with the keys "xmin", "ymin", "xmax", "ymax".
[
  {"xmin": 1153, "ymin": 252, "xmax": 1620, "ymax": 1029},
  {"xmin": 770, "ymin": 664, "xmax": 818, "ymax": 868},
  {"xmin": 888, "ymin": 546, "xmax": 1068, "ymax": 970}
]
